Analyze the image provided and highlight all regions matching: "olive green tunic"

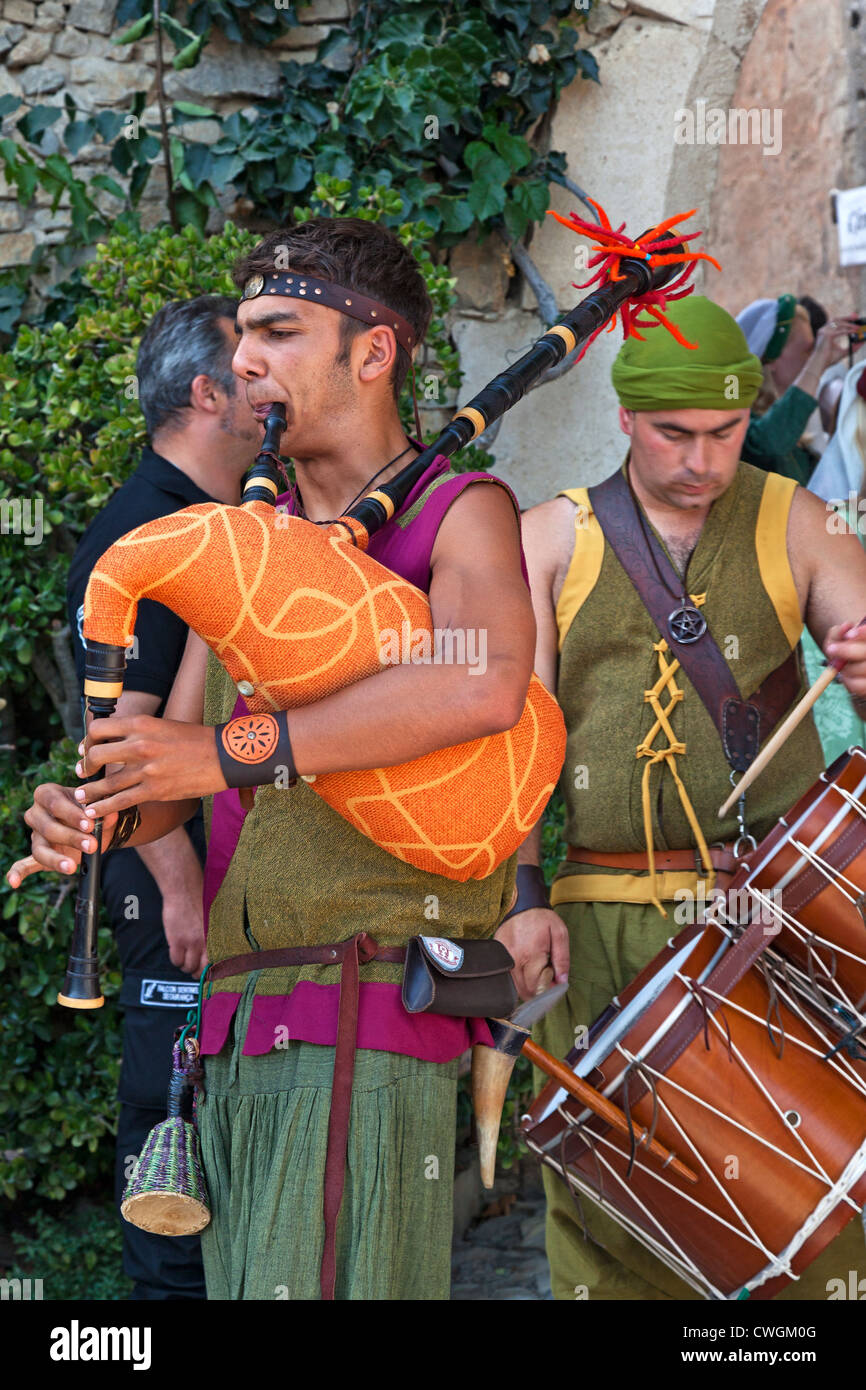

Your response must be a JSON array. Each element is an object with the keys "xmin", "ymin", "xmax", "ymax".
[
  {"xmin": 199, "ymin": 981, "xmax": 459, "ymax": 1301},
  {"xmin": 202, "ymin": 658, "xmax": 516, "ymax": 1000},
  {"xmin": 553, "ymin": 460, "xmax": 822, "ymax": 871}
]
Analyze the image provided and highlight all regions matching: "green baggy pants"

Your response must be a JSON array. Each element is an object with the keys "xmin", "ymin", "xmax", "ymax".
[
  {"xmin": 532, "ymin": 901, "xmax": 866, "ymax": 1301},
  {"xmin": 198, "ymin": 979, "xmax": 458, "ymax": 1300}
]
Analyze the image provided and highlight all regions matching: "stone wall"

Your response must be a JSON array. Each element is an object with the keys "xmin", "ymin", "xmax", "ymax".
[
  {"xmin": 0, "ymin": 0, "xmax": 352, "ymax": 267},
  {"xmin": 710, "ymin": 0, "xmax": 864, "ymax": 318},
  {"xmin": 3, "ymin": 0, "xmax": 864, "ymax": 505}
]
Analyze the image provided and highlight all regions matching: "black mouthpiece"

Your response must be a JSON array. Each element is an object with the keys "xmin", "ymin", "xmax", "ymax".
[
  {"xmin": 260, "ymin": 404, "xmax": 287, "ymax": 460},
  {"xmin": 243, "ymin": 404, "xmax": 288, "ymax": 506}
]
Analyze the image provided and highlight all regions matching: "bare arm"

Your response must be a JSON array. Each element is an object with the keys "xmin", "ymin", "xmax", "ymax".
[
  {"xmin": 102, "ymin": 688, "xmax": 199, "ymax": 866},
  {"xmin": 495, "ymin": 496, "xmax": 572, "ymax": 997},
  {"xmin": 82, "ymin": 683, "xmax": 207, "ymax": 974},
  {"xmin": 88, "ymin": 631, "xmax": 208, "ymax": 845},
  {"xmin": 6, "ymin": 629, "xmax": 207, "ymax": 888},
  {"xmin": 278, "ymin": 481, "xmax": 536, "ymax": 771},
  {"xmin": 514, "ymin": 497, "xmax": 571, "ymax": 867},
  {"xmin": 788, "ymin": 486, "xmax": 866, "ymax": 712}
]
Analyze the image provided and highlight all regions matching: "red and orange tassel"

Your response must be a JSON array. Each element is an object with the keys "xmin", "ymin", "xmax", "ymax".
[{"xmin": 546, "ymin": 199, "xmax": 722, "ymax": 358}]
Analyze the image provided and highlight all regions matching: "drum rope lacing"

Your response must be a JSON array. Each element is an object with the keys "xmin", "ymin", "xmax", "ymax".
[
  {"xmin": 621, "ymin": 1057, "xmax": 661, "ymax": 1178},
  {"xmin": 565, "ymin": 1009, "xmax": 866, "ymax": 1296},
  {"xmin": 527, "ymin": 1129, "xmax": 717, "ymax": 1298},
  {"xmin": 556, "ymin": 1127, "xmax": 598, "ymax": 1240},
  {"xmin": 744, "ymin": 886, "xmax": 866, "ymax": 1027},
  {"xmin": 556, "ymin": 1098, "xmax": 792, "ymax": 1298},
  {"xmin": 787, "ymin": 836, "xmax": 864, "ymax": 904},
  {"xmin": 831, "ymin": 781, "xmax": 866, "ymax": 822},
  {"xmin": 744, "ymin": 886, "xmax": 861, "ymax": 967},
  {"xmin": 616, "ymin": 1023, "xmax": 854, "ymax": 1196},
  {"xmin": 711, "ymin": 892, "xmax": 866, "ymax": 1069},
  {"xmin": 530, "ymin": 763, "xmax": 866, "ymax": 1299},
  {"xmin": 679, "ymin": 971, "xmax": 866, "ymax": 1097},
  {"xmin": 616, "ymin": 1036, "xmax": 803, "ymax": 1281},
  {"xmin": 557, "ymin": 1020, "xmax": 823, "ymax": 1280},
  {"xmin": 680, "ymin": 975, "xmax": 734, "ymax": 1058}
]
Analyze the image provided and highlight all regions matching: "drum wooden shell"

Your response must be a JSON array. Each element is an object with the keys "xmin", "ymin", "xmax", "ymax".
[
  {"xmin": 725, "ymin": 747, "xmax": 866, "ymax": 1024},
  {"xmin": 522, "ymin": 920, "xmax": 866, "ymax": 1299}
]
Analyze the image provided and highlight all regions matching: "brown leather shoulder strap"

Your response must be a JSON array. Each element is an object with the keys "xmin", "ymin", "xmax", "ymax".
[{"xmin": 588, "ymin": 470, "xmax": 800, "ymax": 770}]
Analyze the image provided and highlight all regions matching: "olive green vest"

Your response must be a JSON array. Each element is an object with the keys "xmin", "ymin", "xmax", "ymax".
[
  {"xmin": 202, "ymin": 653, "xmax": 517, "ymax": 1001},
  {"xmin": 554, "ymin": 462, "xmax": 823, "ymax": 862}
]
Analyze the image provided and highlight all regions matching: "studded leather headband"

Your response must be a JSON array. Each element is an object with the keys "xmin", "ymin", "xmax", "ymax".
[{"xmin": 241, "ymin": 271, "xmax": 416, "ymax": 356}]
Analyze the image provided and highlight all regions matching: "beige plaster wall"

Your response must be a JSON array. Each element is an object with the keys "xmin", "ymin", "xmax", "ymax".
[
  {"xmin": 710, "ymin": 0, "xmax": 859, "ymax": 320},
  {"xmin": 449, "ymin": 0, "xmax": 865, "ymax": 507}
]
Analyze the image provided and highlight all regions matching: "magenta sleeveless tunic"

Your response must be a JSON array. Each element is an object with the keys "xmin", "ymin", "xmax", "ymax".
[{"xmin": 199, "ymin": 453, "xmax": 528, "ymax": 1060}]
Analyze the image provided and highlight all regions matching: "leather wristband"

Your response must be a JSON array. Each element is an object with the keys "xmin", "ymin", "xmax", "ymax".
[
  {"xmin": 215, "ymin": 710, "xmax": 298, "ymax": 789},
  {"xmin": 106, "ymin": 803, "xmax": 141, "ymax": 852},
  {"xmin": 501, "ymin": 864, "xmax": 550, "ymax": 921}
]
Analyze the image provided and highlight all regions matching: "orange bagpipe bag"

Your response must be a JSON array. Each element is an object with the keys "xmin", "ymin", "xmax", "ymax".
[{"xmin": 83, "ymin": 500, "xmax": 566, "ymax": 881}]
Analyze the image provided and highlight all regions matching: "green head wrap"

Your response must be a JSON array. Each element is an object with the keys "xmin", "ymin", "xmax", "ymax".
[{"xmin": 611, "ymin": 295, "xmax": 762, "ymax": 412}]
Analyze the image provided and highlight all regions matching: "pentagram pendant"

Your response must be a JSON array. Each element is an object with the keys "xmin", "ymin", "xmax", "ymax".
[{"xmin": 668, "ymin": 604, "xmax": 707, "ymax": 644}]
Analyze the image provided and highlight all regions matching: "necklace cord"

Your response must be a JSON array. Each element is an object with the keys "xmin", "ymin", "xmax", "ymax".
[{"xmin": 291, "ymin": 443, "xmax": 417, "ymax": 525}]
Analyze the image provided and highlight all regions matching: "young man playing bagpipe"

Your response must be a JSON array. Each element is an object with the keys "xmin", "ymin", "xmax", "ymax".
[
  {"xmin": 8, "ymin": 217, "xmax": 564, "ymax": 1301},
  {"xmin": 515, "ymin": 295, "xmax": 866, "ymax": 1301}
]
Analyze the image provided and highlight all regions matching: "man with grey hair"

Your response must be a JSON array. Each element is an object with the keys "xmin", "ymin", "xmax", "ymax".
[{"xmin": 65, "ymin": 294, "xmax": 261, "ymax": 1300}]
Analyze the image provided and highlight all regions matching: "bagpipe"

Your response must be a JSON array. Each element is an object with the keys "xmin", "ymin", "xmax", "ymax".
[{"xmin": 58, "ymin": 205, "xmax": 713, "ymax": 1019}]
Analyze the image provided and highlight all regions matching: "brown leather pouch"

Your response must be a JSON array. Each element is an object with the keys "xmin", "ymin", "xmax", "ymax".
[{"xmin": 402, "ymin": 935, "xmax": 517, "ymax": 1018}]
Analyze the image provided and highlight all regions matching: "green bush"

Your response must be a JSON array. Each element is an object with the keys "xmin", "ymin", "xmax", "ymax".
[
  {"xmin": 7, "ymin": 1200, "xmax": 133, "ymax": 1301},
  {"xmin": 0, "ymin": 185, "xmax": 473, "ymax": 747}
]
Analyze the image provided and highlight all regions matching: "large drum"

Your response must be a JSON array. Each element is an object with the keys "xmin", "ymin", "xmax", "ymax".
[
  {"xmin": 723, "ymin": 747, "xmax": 866, "ymax": 1035},
  {"xmin": 522, "ymin": 915, "xmax": 866, "ymax": 1300}
]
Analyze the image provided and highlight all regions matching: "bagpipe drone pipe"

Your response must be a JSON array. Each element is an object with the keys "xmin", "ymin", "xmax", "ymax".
[{"xmin": 60, "ymin": 212, "xmax": 702, "ymax": 1007}]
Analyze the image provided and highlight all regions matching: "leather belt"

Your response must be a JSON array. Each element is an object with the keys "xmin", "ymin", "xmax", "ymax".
[
  {"xmin": 204, "ymin": 934, "xmax": 406, "ymax": 1301},
  {"xmin": 566, "ymin": 844, "xmax": 741, "ymax": 880}
]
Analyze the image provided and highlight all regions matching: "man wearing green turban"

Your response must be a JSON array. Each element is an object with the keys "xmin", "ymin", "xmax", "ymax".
[{"xmin": 499, "ymin": 295, "xmax": 866, "ymax": 1301}]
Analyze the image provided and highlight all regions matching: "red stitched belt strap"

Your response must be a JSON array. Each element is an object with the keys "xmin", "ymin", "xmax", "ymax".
[{"xmin": 204, "ymin": 934, "xmax": 406, "ymax": 1300}]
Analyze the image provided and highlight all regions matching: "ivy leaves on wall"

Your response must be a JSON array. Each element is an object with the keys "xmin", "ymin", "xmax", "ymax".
[
  {"xmin": 219, "ymin": 0, "xmax": 598, "ymax": 241},
  {"xmin": 0, "ymin": 1, "xmax": 598, "ymax": 335}
]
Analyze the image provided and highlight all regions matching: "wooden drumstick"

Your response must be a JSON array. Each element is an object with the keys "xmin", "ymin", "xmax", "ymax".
[
  {"xmin": 525, "ymin": 975, "xmax": 696, "ymax": 1179},
  {"xmin": 718, "ymin": 618, "xmax": 866, "ymax": 820},
  {"xmin": 521, "ymin": 1036, "xmax": 699, "ymax": 1185}
]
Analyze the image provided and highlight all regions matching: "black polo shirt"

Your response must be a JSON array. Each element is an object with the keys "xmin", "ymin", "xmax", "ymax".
[{"xmin": 67, "ymin": 447, "xmax": 216, "ymax": 729}]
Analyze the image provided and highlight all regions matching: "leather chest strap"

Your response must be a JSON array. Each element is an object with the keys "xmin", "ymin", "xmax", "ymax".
[{"xmin": 588, "ymin": 470, "xmax": 801, "ymax": 771}]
